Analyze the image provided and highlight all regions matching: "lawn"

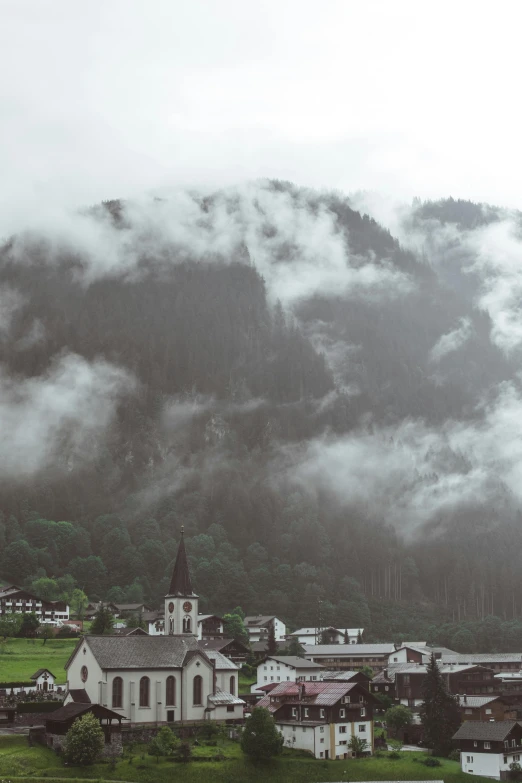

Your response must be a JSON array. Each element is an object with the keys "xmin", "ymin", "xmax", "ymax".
[
  {"xmin": 0, "ymin": 735, "xmax": 495, "ymax": 783},
  {"xmin": 0, "ymin": 638, "xmax": 77, "ymax": 684},
  {"xmin": 238, "ymin": 671, "xmax": 256, "ymax": 694}
]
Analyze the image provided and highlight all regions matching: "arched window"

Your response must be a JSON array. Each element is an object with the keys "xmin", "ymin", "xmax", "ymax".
[
  {"xmin": 229, "ymin": 675, "xmax": 235, "ymax": 696},
  {"xmin": 112, "ymin": 676, "xmax": 123, "ymax": 708},
  {"xmin": 193, "ymin": 675, "xmax": 202, "ymax": 705},
  {"xmin": 166, "ymin": 675, "xmax": 176, "ymax": 706},
  {"xmin": 169, "ymin": 617, "xmax": 174, "ymax": 634},
  {"xmin": 139, "ymin": 676, "xmax": 150, "ymax": 707},
  {"xmin": 183, "ymin": 616, "xmax": 192, "ymax": 633}
]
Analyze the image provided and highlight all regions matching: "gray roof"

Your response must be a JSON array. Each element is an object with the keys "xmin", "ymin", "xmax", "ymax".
[
  {"xmin": 31, "ymin": 668, "xmax": 56, "ymax": 679},
  {"xmin": 453, "ymin": 720, "xmax": 520, "ymax": 741},
  {"xmin": 442, "ymin": 653, "xmax": 522, "ymax": 664},
  {"xmin": 459, "ymin": 695, "xmax": 499, "ymax": 708},
  {"xmin": 263, "ymin": 655, "xmax": 323, "ymax": 669},
  {"xmin": 303, "ymin": 643, "xmax": 395, "ymax": 655},
  {"xmin": 244, "ymin": 615, "xmax": 276, "ymax": 627},
  {"xmin": 67, "ymin": 689, "xmax": 91, "ymax": 703},
  {"xmin": 207, "ymin": 688, "xmax": 244, "ymax": 706},
  {"xmin": 320, "ymin": 669, "xmax": 370, "ymax": 681},
  {"xmin": 74, "ymin": 635, "xmax": 237, "ymax": 671}
]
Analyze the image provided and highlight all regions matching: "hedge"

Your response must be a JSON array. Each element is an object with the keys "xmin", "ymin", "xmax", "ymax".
[
  {"xmin": 17, "ymin": 701, "xmax": 60, "ymax": 713},
  {"xmin": 0, "ymin": 680, "xmax": 33, "ymax": 688}
]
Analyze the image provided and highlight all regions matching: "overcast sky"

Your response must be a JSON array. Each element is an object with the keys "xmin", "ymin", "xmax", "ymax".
[{"xmin": 2, "ymin": 0, "xmax": 522, "ymax": 235}]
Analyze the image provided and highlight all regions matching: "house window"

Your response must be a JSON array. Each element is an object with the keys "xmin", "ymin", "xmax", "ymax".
[
  {"xmin": 474, "ymin": 741, "xmax": 478, "ymax": 747},
  {"xmin": 320, "ymin": 738, "xmax": 324, "ymax": 743},
  {"xmin": 302, "ymin": 727, "xmax": 306, "ymax": 732},
  {"xmin": 287, "ymin": 676, "xmax": 290, "ymax": 681},
  {"xmin": 304, "ymin": 708, "xmax": 309, "ymax": 717},
  {"xmin": 359, "ymin": 725, "xmax": 366, "ymax": 732},
  {"xmin": 320, "ymin": 752, "xmax": 324, "ymax": 757},
  {"xmin": 277, "ymin": 677, "xmax": 280, "ymax": 681},
  {"xmin": 505, "ymin": 756, "xmax": 508, "ymax": 764},
  {"xmin": 339, "ymin": 739, "xmax": 347, "ymax": 745},
  {"xmin": 465, "ymin": 709, "xmax": 472, "ymax": 714},
  {"xmin": 139, "ymin": 676, "xmax": 150, "ymax": 707},
  {"xmin": 513, "ymin": 740, "xmax": 517, "ymax": 748},
  {"xmin": 320, "ymin": 726, "xmax": 324, "ymax": 733},
  {"xmin": 320, "ymin": 709, "xmax": 324, "ymax": 718},
  {"xmin": 226, "ymin": 706, "xmax": 234, "ymax": 713},
  {"xmin": 340, "ymin": 709, "xmax": 345, "ymax": 718},
  {"xmin": 339, "ymin": 726, "xmax": 347, "ymax": 734},
  {"xmin": 505, "ymin": 741, "xmax": 509, "ymax": 748},
  {"xmin": 193, "ymin": 675, "xmax": 203, "ymax": 705},
  {"xmin": 166, "ymin": 676, "xmax": 176, "ymax": 706},
  {"xmin": 467, "ymin": 756, "xmax": 474, "ymax": 763},
  {"xmin": 515, "ymin": 755, "xmax": 521, "ymax": 762},
  {"xmin": 484, "ymin": 742, "xmax": 491, "ymax": 749},
  {"xmin": 292, "ymin": 725, "xmax": 296, "ymax": 732},
  {"xmin": 361, "ymin": 708, "xmax": 366, "ymax": 717},
  {"xmin": 385, "ymin": 686, "xmax": 389, "ymax": 691},
  {"xmin": 112, "ymin": 676, "xmax": 123, "ymax": 708},
  {"xmin": 167, "ymin": 710, "xmax": 175, "ymax": 722},
  {"xmin": 486, "ymin": 709, "xmax": 492, "ymax": 714},
  {"xmin": 292, "ymin": 708, "xmax": 297, "ymax": 717},
  {"xmin": 230, "ymin": 676, "xmax": 235, "ymax": 696},
  {"xmin": 264, "ymin": 676, "xmax": 267, "ymax": 682}
]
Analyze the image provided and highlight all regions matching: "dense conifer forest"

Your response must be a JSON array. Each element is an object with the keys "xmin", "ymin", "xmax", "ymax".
[{"xmin": 2, "ymin": 181, "xmax": 522, "ymax": 649}]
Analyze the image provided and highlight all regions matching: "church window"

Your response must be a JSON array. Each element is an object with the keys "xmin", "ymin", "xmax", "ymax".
[
  {"xmin": 139, "ymin": 676, "xmax": 150, "ymax": 707},
  {"xmin": 183, "ymin": 616, "xmax": 192, "ymax": 633},
  {"xmin": 81, "ymin": 666, "xmax": 88, "ymax": 682},
  {"xmin": 112, "ymin": 677, "xmax": 123, "ymax": 708},
  {"xmin": 193, "ymin": 675, "xmax": 203, "ymax": 705},
  {"xmin": 169, "ymin": 618, "xmax": 174, "ymax": 634},
  {"xmin": 166, "ymin": 676, "xmax": 176, "ymax": 706},
  {"xmin": 230, "ymin": 676, "xmax": 235, "ymax": 695}
]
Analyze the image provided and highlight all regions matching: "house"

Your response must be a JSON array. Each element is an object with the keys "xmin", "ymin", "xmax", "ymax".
[
  {"xmin": 251, "ymin": 655, "xmax": 324, "ymax": 694},
  {"xmin": 45, "ymin": 702, "xmax": 126, "ymax": 756},
  {"xmin": 0, "ymin": 585, "xmax": 69, "ymax": 624},
  {"xmin": 143, "ymin": 610, "xmax": 164, "ymax": 636},
  {"xmin": 288, "ymin": 627, "xmax": 363, "ymax": 645},
  {"xmin": 395, "ymin": 664, "xmax": 499, "ymax": 714},
  {"xmin": 459, "ymin": 695, "xmax": 516, "ymax": 722},
  {"xmin": 85, "ymin": 602, "xmax": 120, "ymax": 620},
  {"xmin": 320, "ymin": 669, "xmax": 372, "ymax": 686},
  {"xmin": 31, "ymin": 669, "xmax": 57, "ymax": 694},
  {"xmin": 453, "ymin": 720, "xmax": 522, "ymax": 779},
  {"xmin": 244, "ymin": 615, "xmax": 286, "ymax": 643},
  {"xmin": 199, "ymin": 637, "xmax": 251, "ymax": 664},
  {"xmin": 197, "ymin": 614, "xmax": 224, "ymax": 640},
  {"xmin": 441, "ymin": 653, "xmax": 522, "ymax": 674},
  {"xmin": 302, "ymin": 643, "xmax": 396, "ymax": 672},
  {"xmin": 110, "ymin": 627, "xmax": 149, "ymax": 636},
  {"xmin": 256, "ymin": 680, "xmax": 378, "ymax": 759},
  {"xmin": 64, "ymin": 529, "xmax": 244, "ymax": 725},
  {"xmin": 113, "ymin": 603, "xmax": 154, "ymax": 617}
]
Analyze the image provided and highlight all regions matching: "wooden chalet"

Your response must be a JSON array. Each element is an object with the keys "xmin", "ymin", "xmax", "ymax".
[{"xmin": 45, "ymin": 703, "xmax": 127, "ymax": 755}]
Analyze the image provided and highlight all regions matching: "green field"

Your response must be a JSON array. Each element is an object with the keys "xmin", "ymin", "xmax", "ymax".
[
  {"xmin": 0, "ymin": 638, "xmax": 77, "ymax": 684},
  {"xmin": 238, "ymin": 671, "xmax": 256, "ymax": 694},
  {"xmin": 0, "ymin": 735, "xmax": 494, "ymax": 783}
]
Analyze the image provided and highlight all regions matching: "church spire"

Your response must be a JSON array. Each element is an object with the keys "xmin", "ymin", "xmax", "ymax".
[{"xmin": 168, "ymin": 526, "xmax": 194, "ymax": 596}]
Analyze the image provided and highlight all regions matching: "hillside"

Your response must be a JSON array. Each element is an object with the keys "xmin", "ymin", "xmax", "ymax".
[{"xmin": 2, "ymin": 181, "xmax": 522, "ymax": 646}]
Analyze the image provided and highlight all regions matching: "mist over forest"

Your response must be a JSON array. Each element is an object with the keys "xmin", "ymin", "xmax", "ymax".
[{"xmin": 2, "ymin": 179, "xmax": 522, "ymax": 650}]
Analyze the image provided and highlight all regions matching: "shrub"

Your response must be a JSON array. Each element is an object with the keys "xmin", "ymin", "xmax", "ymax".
[
  {"xmin": 241, "ymin": 707, "xmax": 284, "ymax": 761},
  {"xmin": 448, "ymin": 749, "xmax": 460, "ymax": 761},
  {"xmin": 424, "ymin": 756, "xmax": 442, "ymax": 766},
  {"xmin": 63, "ymin": 713, "xmax": 104, "ymax": 765},
  {"xmin": 17, "ymin": 702, "xmax": 60, "ymax": 713},
  {"xmin": 0, "ymin": 680, "xmax": 34, "ymax": 688},
  {"xmin": 388, "ymin": 751, "xmax": 401, "ymax": 759}
]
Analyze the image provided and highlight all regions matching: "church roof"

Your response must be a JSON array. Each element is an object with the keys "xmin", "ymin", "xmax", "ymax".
[
  {"xmin": 168, "ymin": 530, "xmax": 197, "ymax": 597},
  {"xmin": 70, "ymin": 635, "xmax": 239, "ymax": 671}
]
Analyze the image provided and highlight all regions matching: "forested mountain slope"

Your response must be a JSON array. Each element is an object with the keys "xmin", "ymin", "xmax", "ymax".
[{"xmin": 2, "ymin": 181, "xmax": 522, "ymax": 649}]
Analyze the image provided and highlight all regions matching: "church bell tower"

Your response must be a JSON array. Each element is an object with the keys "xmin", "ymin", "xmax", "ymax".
[{"xmin": 164, "ymin": 526, "xmax": 198, "ymax": 635}]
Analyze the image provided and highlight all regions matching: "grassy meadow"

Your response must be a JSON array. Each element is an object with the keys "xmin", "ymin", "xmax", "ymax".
[
  {"xmin": 0, "ymin": 735, "xmax": 493, "ymax": 783},
  {"xmin": 0, "ymin": 638, "xmax": 77, "ymax": 684}
]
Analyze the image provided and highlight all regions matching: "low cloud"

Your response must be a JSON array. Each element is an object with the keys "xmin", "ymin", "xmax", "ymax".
[
  {"xmin": 284, "ymin": 380, "xmax": 522, "ymax": 536},
  {"xmin": 0, "ymin": 286, "xmax": 24, "ymax": 337},
  {"xmin": 8, "ymin": 182, "xmax": 413, "ymax": 306},
  {"xmin": 430, "ymin": 317, "xmax": 473, "ymax": 362},
  {"xmin": 0, "ymin": 353, "xmax": 135, "ymax": 479}
]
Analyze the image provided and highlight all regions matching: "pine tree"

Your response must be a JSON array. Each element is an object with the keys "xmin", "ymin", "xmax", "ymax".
[
  {"xmin": 357, "ymin": 629, "xmax": 363, "ymax": 643},
  {"xmin": 241, "ymin": 707, "xmax": 284, "ymax": 761},
  {"xmin": 266, "ymin": 622, "xmax": 278, "ymax": 655},
  {"xmin": 64, "ymin": 712, "xmax": 104, "ymax": 765},
  {"xmin": 90, "ymin": 604, "xmax": 114, "ymax": 635},
  {"xmin": 421, "ymin": 653, "xmax": 461, "ymax": 756}
]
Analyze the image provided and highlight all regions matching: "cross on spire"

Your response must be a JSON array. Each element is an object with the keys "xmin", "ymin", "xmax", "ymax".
[{"xmin": 168, "ymin": 527, "xmax": 194, "ymax": 596}]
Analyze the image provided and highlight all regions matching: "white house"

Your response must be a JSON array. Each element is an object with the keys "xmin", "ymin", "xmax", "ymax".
[
  {"xmin": 64, "ymin": 528, "xmax": 244, "ymax": 725},
  {"xmin": 453, "ymin": 720, "xmax": 522, "ymax": 779},
  {"xmin": 251, "ymin": 655, "xmax": 324, "ymax": 694},
  {"xmin": 302, "ymin": 643, "xmax": 396, "ymax": 672},
  {"xmin": 288, "ymin": 627, "xmax": 364, "ymax": 645},
  {"xmin": 244, "ymin": 615, "xmax": 286, "ymax": 643},
  {"xmin": 31, "ymin": 669, "xmax": 57, "ymax": 694},
  {"xmin": 0, "ymin": 585, "xmax": 69, "ymax": 624}
]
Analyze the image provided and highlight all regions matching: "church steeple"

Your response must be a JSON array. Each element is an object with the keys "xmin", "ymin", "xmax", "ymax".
[
  {"xmin": 164, "ymin": 526, "xmax": 198, "ymax": 636},
  {"xmin": 168, "ymin": 525, "xmax": 195, "ymax": 596}
]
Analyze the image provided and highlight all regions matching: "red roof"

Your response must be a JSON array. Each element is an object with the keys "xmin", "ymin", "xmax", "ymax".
[{"xmin": 256, "ymin": 680, "xmax": 373, "ymax": 709}]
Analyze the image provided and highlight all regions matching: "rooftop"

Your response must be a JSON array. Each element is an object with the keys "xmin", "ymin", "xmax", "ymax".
[
  {"xmin": 302, "ymin": 643, "xmax": 395, "ymax": 655},
  {"xmin": 453, "ymin": 720, "xmax": 520, "ymax": 741},
  {"xmin": 262, "ymin": 655, "xmax": 323, "ymax": 669}
]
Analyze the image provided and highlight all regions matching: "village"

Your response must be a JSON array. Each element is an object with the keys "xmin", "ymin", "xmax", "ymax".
[{"xmin": 0, "ymin": 530, "xmax": 521, "ymax": 781}]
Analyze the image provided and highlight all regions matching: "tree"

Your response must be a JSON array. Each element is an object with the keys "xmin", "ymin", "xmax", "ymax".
[
  {"xmin": 286, "ymin": 637, "xmax": 304, "ymax": 656},
  {"xmin": 90, "ymin": 605, "xmax": 114, "ymax": 635},
  {"xmin": 19, "ymin": 612, "xmax": 40, "ymax": 638},
  {"xmin": 70, "ymin": 588, "xmax": 89, "ymax": 619},
  {"xmin": 0, "ymin": 613, "xmax": 22, "ymax": 640},
  {"xmin": 40, "ymin": 624, "xmax": 54, "ymax": 645},
  {"xmin": 30, "ymin": 577, "xmax": 60, "ymax": 601},
  {"xmin": 421, "ymin": 653, "xmax": 461, "ymax": 756},
  {"xmin": 241, "ymin": 707, "xmax": 284, "ymax": 761},
  {"xmin": 266, "ymin": 621, "xmax": 278, "ymax": 655},
  {"xmin": 348, "ymin": 735, "xmax": 368, "ymax": 757},
  {"xmin": 357, "ymin": 629, "xmax": 363, "ymax": 643},
  {"xmin": 361, "ymin": 665, "xmax": 374, "ymax": 679},
  {"xmin": 148, "ymin": 726, "xmax": 178, "ymax": 762},
  {"xmin": 385, "ymin": 704, "xmax": 412, "ymax": 734},
  {"xmin": 64, "ymin": 712, "xmax": 104, "ymax": 766},
  {"xmin": 223, "ymin": 611, "xmax": 249, "ymax": 646},
  {"xmin": 126, "ymin": 613, "xmax": 146, "ymax": 630}
]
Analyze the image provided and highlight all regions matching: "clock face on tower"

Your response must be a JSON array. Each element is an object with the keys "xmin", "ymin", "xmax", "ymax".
[
  {"xmin": 183, "ymin": 601, "xmax": 192, "ymax": 612},
  {"xmin": 168, "ymin": 602, "xmax": 174, "ymax": 613}
]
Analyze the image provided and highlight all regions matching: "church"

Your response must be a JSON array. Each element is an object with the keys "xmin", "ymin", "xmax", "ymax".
[{"xmin": 64, "ymin": 529, "xmax": 244, "ymax": 724}]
